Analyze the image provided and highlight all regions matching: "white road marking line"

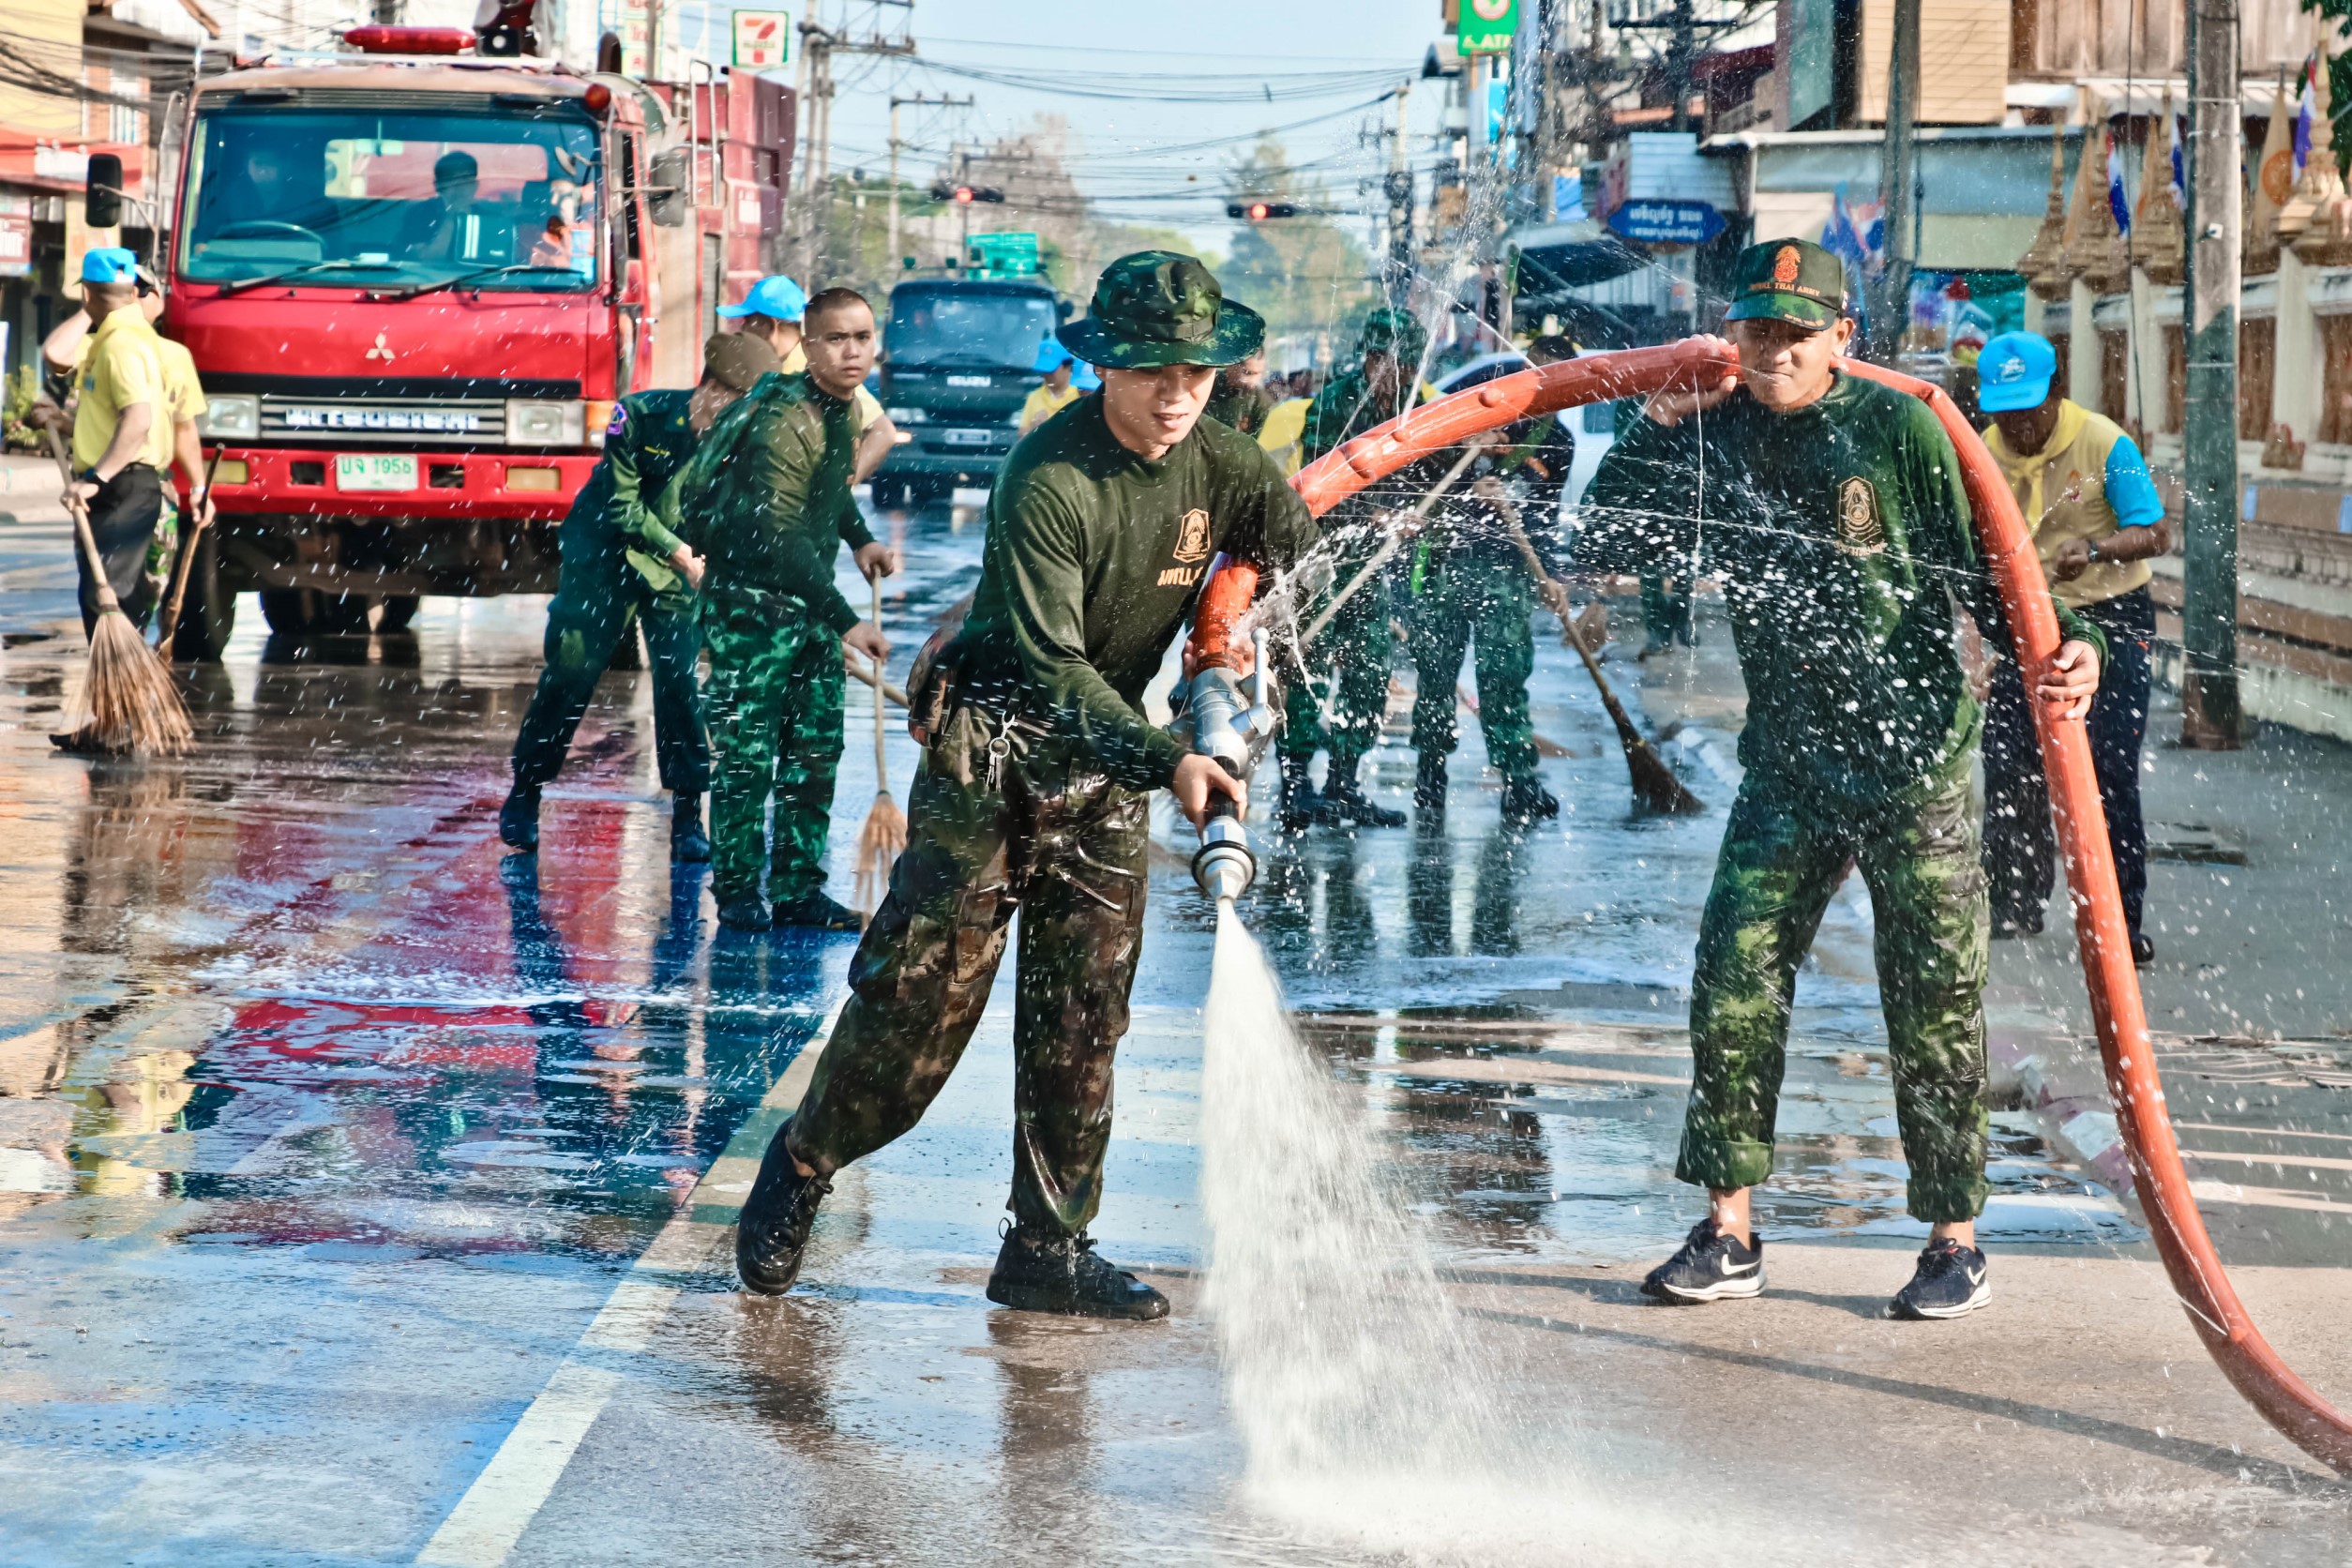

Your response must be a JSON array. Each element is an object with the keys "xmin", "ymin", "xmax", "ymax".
[{"xmin": 415, "ymin": 1001, "xmax": 843, "ymax": 1568}]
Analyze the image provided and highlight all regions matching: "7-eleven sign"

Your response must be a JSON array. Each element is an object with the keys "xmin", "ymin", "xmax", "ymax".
[
  {"xmin": 1458, "ymin": 0, "xmax": 1518, "ymax": 53},
  {"xmin": 732, "ymin": 9, "xmax": 790, "ymax": 69}
]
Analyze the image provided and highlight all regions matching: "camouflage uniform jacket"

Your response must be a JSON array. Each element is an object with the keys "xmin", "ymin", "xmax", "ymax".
[
  {"xmin": 1576, "ymin": 372, "xmax": 2105, "ymax": 810},
  {"xmin": 952, "ymin": 395, "xmax": 1319, "ymax": 791},
  {"xmin": 560, "ymin": 388, "xmax": 698, "ymax": 568},
  {"xmin": 674, "ymin": 370, "xmax": 875, "ymax": 633}
]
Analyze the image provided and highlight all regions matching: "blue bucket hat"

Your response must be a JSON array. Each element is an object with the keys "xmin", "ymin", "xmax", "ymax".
[
  {"xmin": 81, "ymin": 247, "xmax": 141, "ymax": 285},
  {"xmin": 1977, "ymin": 332, "xmax": 2058, "ymax": 414},
  {"xmin": 717, "ymin": 275, "xmax": 808, "ymax": 322}
]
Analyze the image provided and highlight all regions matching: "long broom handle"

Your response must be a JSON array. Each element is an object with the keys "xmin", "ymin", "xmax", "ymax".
[
  {"xmin": 154, "ymin": 448, "xmax": 222, "ymax": 660},
  {"xmin": 1300, "ymin": 442, "xmax": 1482, "ymax": 647},
  {"xmin": 871, "ymin": 574, "xmax": 888, "ymax": 781},
  {"xmin": 844, "ymin": 653, "xmax": 910, "ymax": 708},
  {"xmin": 43, "ymin": 429, "xmax": 125, "ymax": 616},
  {"xmin": 1489, "ymin": 490, "xmax": 1655, "ymax": 755}
]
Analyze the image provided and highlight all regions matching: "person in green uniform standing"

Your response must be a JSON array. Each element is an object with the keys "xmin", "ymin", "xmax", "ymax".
[
  {"xmin": 1277, "ymin": 307, "xmax": 1431, "ymax": 831},
  {"xmin": 732, "ymin": 252, "xmax": 1316, "ymax": 1317},
  {"xmin": 499, "ymin": 332, "xmax": 778, "ymax": 859},
  {"xmin": 1204, "ymin": 349, "xmax": 1275, "ymax": 436},
  {"xmin": 1410, "ymin": 335, "xmax": 1577, "ymax": 822},
  {"xmin": 1576, "ymin": 240, "xmax": 2105, "ymax": 1320},
  {"xmin": 676, "ymin": 288, "xmax": 896, "ymax": 932}
]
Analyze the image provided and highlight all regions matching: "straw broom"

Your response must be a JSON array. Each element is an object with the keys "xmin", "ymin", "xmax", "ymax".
[
  {"xmin": 44, "ymin": 430, "xmax": 192, "ymax": 757},
  {"xmin": 852, "ymin": 574, "xmax": 906, "ymax": 925}
]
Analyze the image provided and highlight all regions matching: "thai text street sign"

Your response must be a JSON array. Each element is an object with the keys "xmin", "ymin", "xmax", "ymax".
[
  {"xmin": 967, "ymin": 232, "xmax": 1040, "ymax": 278},
  {"xmin": 1606, "ymin": 199, "xmax": 1726, "ymax": 247}
]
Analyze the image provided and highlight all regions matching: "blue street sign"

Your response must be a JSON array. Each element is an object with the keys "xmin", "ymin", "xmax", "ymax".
[{"xmin": 1606, "ymin": 199, "xmax": 1726, "ymax": 247}]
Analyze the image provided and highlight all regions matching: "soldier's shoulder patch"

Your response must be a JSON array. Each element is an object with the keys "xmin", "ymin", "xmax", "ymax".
[
  {"xmin": 607, "ymin": 402, "xmax": 628, "ymax": 437},
  {"xmin": 1173, "ymin": 507, "xmax": 1213, "ymax": 563},
  {"xmin": 1836, "ymin": 475, "xmax": 1886, "ymax": 554}
]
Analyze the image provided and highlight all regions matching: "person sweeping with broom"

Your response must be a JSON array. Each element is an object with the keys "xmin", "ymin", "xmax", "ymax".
[{"xmin": 1576, "ymin": 239, "xmax": 2105, "ymax": 1319}]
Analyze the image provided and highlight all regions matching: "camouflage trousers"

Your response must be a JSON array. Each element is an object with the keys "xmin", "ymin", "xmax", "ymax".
[
  {"xmin": 1682, "ymin": 768, "xmax": 1991, "ymax": 1222},
  {"xmin": 511, "ymin": 566, "xmax": 707, "ymax": 795},
  {"xmin": 1409, "ymin": 564, "xmax": 1538, "ymax": 781},
  {"xmin": 790, "ymin": 701, "xmax": 1149, "ymax": 1236},
  {"xmin": 1280, "ymin": 573, "xmax": 1392, "ymax": 768},
  {"xmin": 702, "ymin": 596, "xmax": 845, "ymax": 905}
]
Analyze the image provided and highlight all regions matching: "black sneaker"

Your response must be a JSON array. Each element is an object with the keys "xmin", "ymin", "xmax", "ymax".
[
  {"xmin": 715, "ymin": 891, "xmax": 773, "ymax": 930},
  {"xmin": 985, "ymin": 1225, "xmax": 1169, "ymax": 1320},
  {"xmin": 1414, "ymin": 753, "xmax": 1447, "ymax": 812},
  {"xmin": 773, "ymin": 890, "xmax": 863, "ymax": 930},
  {"xmin": 671, "ymin": 793, "xmax": 712, "ymax": 865},
  {"xmin": 1277, "ymin": 757, "xmax": 1321, "ymax": 833},
  {"xmin": 1500, "ymin": 776, "xmax": 1560, "ymax": 822},
  {"xmin": 1639, "ymin": 1218, "xmax": 1765, "ymax": 1304},
  {"xmin": 1991, "ymin": 909, "xmax": 2044, "ymax": 940},
  {"xmin": 1889, "ymin": 1238, "xmax": 1991, "ymax": 1320},
  {"xmin": 736, "ymin": 1118, "xmax": 832, "ymax": 1296},
  {"xmin": 499, "ymin": 785, "xmax": 540, "ymax": 852},
  {"xmin": 2130, "ymin": 930, "xmax": 2155, "ymax": 967}
]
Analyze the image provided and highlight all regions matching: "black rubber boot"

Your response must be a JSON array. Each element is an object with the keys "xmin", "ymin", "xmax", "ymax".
[
  {"xmin": 985, "ymin": 1224, "xmax": 1169, "ymax": 1320},
  {"xmin": 716, "ymin": 891, "xmax": 773, "ymax": 930},
  {"xmin": 1414, "ymin": 752, "xmax": 1448, "ymax": 812},
  {"xmin": 1277, "ymin": 756, "xmax": 1321, "ymax": 833},
  {"xmin": 499, "ymin": 784, "xmax": 540, "ymax": 852},
  {"xmin": 671, "ymin": 793, "xmax": 711, "ymax": 865},
  {"xmin": 2130, "ymin": 930, "xmax": 2156, "ymax": 966},
  {"xmin": 736, "ymin": 1118, "xmax": 832, "ymax": 1296},
  {"xmin": 773, "ymin": 890, "xmax": 863, "ymax": 930},
  {"xmin": 1500, "ymin": 775, "xmax": 1560, "ymax": 823},
  {"xmin": 1316, "ymin": 757, "xmax": 1405, "ymax": 829}
]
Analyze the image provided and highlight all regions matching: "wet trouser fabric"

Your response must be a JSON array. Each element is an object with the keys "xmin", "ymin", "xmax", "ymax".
[
  {"xmin": 703, "ymin": 595, "xmax": 845, "ymax": 905},
  {"xmin": 1281, "ymin": 574, "xmax": 1391, "ymax": 768},
  {"xmin": 77, "ymin": 463, "xmax": 161, "ymax": 635},
  {"xmin": 510, "ymin": 570, "xmax": 708, "ymax": 796},
  {"xmin": 1682, "ymin": 769, "xmax": 1991, "ymax": 1223},
  {"xmin": 1980, "ymin": 585, "xmax": 2154, "ymax": 936},
  {"xmin": 1639, "ymin": 569, "xmax": 1694, "ymax": 648},
  {"xmin": 1409, "ymin": 564, "xmax": 1537, "ymax": 781},
  {"xmin": 789, "ymin": 701, "xmax": 1149, "ymax": 1235}
]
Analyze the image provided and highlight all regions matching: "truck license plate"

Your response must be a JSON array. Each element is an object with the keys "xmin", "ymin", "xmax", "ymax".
[
  {"xmin": 336, "ymin": 454, "xmax": 417, "ymax": 491},
  {"xmin": 942, "ymin": 429, "xmax": 994, "ymax": 446}
]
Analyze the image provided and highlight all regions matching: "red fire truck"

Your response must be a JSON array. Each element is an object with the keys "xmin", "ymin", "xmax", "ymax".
[{"xmin": 155, "ymin": 24, "xmax": 790, "ymax": 653}]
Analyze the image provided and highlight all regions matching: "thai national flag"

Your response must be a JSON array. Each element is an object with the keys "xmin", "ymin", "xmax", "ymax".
[
  {"xmin": 2106, "ymin": 127, "xmax": 2133, "ymax": 234},
  {"xmin": 2296, "ymin": 53, "xmax": 2321, "ymax": 176}
]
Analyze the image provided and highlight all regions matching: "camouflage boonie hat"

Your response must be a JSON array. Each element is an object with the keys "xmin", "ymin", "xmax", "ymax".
[
  {"xmin": 702, "ymin": 331, "xmax": 779, "ymax": 392},
  {"xmin": 1058, "ymin": 250, "xmax": 1265, "ymax": 369},
  {"xmin": 1724, "ymin": 238, "xmax": 1848, "ymax": 330},
  {"xmin": 1354, "ymin": 306, "xmax": 1428, "ymax": 364}
]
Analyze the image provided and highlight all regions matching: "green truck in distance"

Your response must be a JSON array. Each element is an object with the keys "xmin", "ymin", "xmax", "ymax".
[{"xmin": 869, "ymin": 277, "xmax": 1064, "ymax": 510}]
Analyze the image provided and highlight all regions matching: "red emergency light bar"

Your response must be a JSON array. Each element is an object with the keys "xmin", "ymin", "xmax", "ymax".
[{"xmin": 343, "ymin": 25, "xmax": 474, "ymax": 54}]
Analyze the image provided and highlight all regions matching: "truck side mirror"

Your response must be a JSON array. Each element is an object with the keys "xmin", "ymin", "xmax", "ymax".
[
  {"xmin": 85, "ymin": 153, "xmax": 124, "ymax": 230},
  {"xmin": 1056, "ymin": 298, "xmax": 1074, "ymax": 322},
  {"xmin": 646, "ymin": 148, "xmax": 690, "ymax": 228}
]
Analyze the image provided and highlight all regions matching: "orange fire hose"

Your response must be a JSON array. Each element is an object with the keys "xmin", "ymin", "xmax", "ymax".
[{"xmin": 1259, "ymin": 338, "xmax": 2352, "ymax": 1475}]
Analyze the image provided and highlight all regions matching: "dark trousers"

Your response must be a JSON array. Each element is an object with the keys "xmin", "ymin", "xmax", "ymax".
[
  {"xmin": 510, "ymin": 572, "xmax": 708, "ymax": 797},
  {"xmin": 76, "ymin": 464, "xmax": 161, "ymax": 634},
  {"xmin": 1981, "ymin": 585, "xmax": 2154, "ymax": 935}
]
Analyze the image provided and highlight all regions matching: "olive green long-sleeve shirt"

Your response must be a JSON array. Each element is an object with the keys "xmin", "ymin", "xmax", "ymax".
[
  {"xmin": 954, "ymin": 395, "xmax": 1319, "ymax": 790},
  {"xmin": 1576, "ymin": 372, "xmax": 2103, "ymax": 808},
  {"xmin": 675, "ymin": 371, "xmax": 874, "ymax": 632}
]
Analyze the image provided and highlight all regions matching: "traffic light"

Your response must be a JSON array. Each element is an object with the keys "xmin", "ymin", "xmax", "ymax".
[
  {"xmin": 1228, "ymin": 201, "xmax": 1301, "ymax": 221},
  {"xmin": 929, "ymin": 182, "xmax": 1005, "ymax": 204}
]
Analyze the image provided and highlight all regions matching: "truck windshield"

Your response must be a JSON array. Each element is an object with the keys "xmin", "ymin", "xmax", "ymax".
[
  {"xmin": 179, "ymin": 106, "xmax": 602, "ymax": 290},
  {"xmin": 887, "ymin": 289, "xmax": 1057, "ymax": 369}
]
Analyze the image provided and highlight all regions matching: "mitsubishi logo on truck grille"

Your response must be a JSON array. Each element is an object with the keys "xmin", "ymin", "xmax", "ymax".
[{"xmin": 366, "ymin": 333, "xmax": 395, "ymax": 362}]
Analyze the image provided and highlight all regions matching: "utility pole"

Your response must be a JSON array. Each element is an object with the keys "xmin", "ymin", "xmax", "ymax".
[
  {"xmin": 796, "ymin": 2, "xmax": 916, "ymax": 281},
  {"xmin": 1385, "ymin": 83, "xmax": 1414, "ymax": 278},
  {"xmin": 1873, "ymin": 0, "xmax": 1922, "ymax": 360},
  {"xmin": 2180, "ymin": 0, "xmax": 2243, "ymax": 747},
  {"xmin": 887, "ymin": 92, "xmax": 972, "ymax": 280}
]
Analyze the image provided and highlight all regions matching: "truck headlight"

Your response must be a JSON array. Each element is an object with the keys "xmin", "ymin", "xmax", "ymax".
[
  {"xmin": 199, "ymin": 394, "xmax": 259, "ymax": 442},
  {"xmin": 505, "ymin": 400, "xmax": 586, "ymax": 447}
]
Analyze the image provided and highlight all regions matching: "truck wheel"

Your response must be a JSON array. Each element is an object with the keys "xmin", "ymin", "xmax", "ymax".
[
  {"xmin": 259, "ymin": 589, "xmax": 371, "ymax": 637},
  {"xmin": 259, "ymin": 588, "xmax": 315, "ymax": 636},
  {"xmin": 867, "ymin": 475, "xmax": 906, "ymax": 511},
  {"xmin": 171, "ymin": 533, "xmax": 236, "ymax": 662},
  {"xmin": 315, "ymin": 594, "xmax": 372, "ymax": 635},
  {"xmin": 912, "ymin": 476, "xmax": 957, "ymax": 509},
  {"xmin": 375, "ymin": 596, "xmax": 421, "ymax": 635}
]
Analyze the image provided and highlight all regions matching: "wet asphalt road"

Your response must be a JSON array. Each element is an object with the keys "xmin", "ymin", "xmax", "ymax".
[{"xmin": 0, "ymin": 494, "xmax": 2347, "ymax": 1565}]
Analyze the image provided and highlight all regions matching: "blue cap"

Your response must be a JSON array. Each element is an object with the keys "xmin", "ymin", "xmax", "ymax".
[
  {"xmin": 1033, "ymin": 337, "xmax": 1076, "ymax": 373},
  {"xmin": 716, "ymin": 275, "xmax": 807, "ymax": 322},
  {"xmin": 1977, "ymin": 331, "xmax": 2058, "ymax": 414},
  {"xmin": 81, "ymin": 247, "xmax": 140, "ymax": 285}
]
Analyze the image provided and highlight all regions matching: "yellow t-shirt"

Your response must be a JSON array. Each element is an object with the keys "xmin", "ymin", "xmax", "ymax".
[
  {"xmin": 778, "ymin": 342, "xmax": 882, "ymax": 431},
  {"xmin": 1019, "ymin": 382, "xmax": 1081, "ymax": 432},
  {"xmin": 1257, "ymin": 397, "xmax": 1311, "ymax": 476},
  {"xmin": 73, "ymin": 306, "xmax": 173, "ymax": 472},
  {"xmin": 154, "ymin": 337, "xmax": 208, "ymax": 426}
]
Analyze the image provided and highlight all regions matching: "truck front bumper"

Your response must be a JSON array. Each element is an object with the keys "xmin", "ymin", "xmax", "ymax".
[{"xmin": 207, "ymin": 446, "xmax": 596, "ymax": 520}]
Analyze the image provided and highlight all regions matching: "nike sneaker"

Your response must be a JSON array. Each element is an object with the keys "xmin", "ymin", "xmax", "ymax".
[
  {"xmin": 1639, "ymin": 1217, "xmax": 1765, "ymax": 1304},
  {"xmin": 1889, "ymin": 1238, "xmax": 1991, "ymax": 1320}
]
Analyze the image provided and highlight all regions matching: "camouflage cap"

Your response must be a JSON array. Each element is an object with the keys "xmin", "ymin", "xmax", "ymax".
[
  {"xmin": 702, "ymin": 331, "xmax": 779, "ymax": 392},
  {"xmin": 1723, "ymin": 238, "xmax": 1848, "ymax": 330},
  {"xmin": 1354, "ymin": 306, "xmax": 1427, "ymax": 365},
  {"xmin": 1058, "ymin": 250, "xmax": 1265, "ymax": 369}
]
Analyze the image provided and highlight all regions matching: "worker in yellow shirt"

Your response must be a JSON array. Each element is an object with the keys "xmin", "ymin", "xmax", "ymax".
[
  {"xmin": 58, "ymin": 249, "xmax": 173, "ymax": 633},
  {"xmin": 1018, "ymin": 342, "xmax": 1083, "ymax": 433},
  {"xmin": 1256, "ymin": 389, "xmax": 1312, "ymax": 475}
]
